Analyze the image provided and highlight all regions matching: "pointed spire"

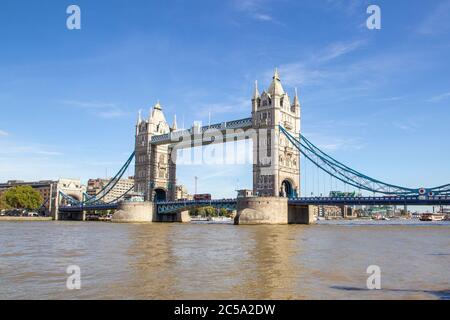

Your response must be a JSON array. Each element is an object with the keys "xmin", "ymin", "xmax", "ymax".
[
  {"xmin": 137, "ymin": 109, "xmax": 142, "ymax": 124},
  {"xmin": 172, "ymin": 114, "xmax": 178, "ymax": 131},
  {"xmin": 293, "ymin": 87, "xmax": 300, "ymax": 106},
  {"xmin": 253, "ymin": 80, "xmax": 260, "ymax": 100},
  {"xmin": 148, "ymin": 106, "xmax": 153, "ymax": 122},
  {"xmin": 273, "ymin": 68, "xmax": 280, "ymax": 81},
  {"xmin": 154, "ymin": 100, "xmax": 162, "ymax": 110},
  {"xmin": 268, "ymin": 67, "xmax": 284, "ymax": 95}
]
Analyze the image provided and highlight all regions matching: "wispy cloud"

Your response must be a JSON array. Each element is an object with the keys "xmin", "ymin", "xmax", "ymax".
[
  {"xmin": 372, "ymin": 96, "xmax": 405, "ymax": 102},
  {"xmin": 316, "ymin": 40, "xmax": 367, "ymax": 63},
  {"xmin": 417, "ymin": 0, "xmax": 450, "ymax": 35},
  {"xmin": 60, "ymin": 100, "xmax": 129, "ymax": 119},
  {"xmin": 252, "ymin": 13, "xmax": 273, "ymax": 22},
  {"xmin": 392, "ymin": 120, "xmax": 418, "ymax": 132},
  {"xmin": 233, "ymin": 0, "xmax": 276, "ymax": 23},
  {"xmin": 304, "ymin": 132, "xmax": 366, "ymax": 152},
  {"xmin": 193, "ymin": 97, "xmax": 249, "ymax": 119},
  {"xmin": 270, "ymin": 41, "xmax": 425, "ymax": 102},
  {"xmin": 270, "ymin": 39, "xmax": 367, "ymax": 88},
  {"xmin": 0, "ymin": 130, "xmax": 8, "ymax": 137},
  {"xmin": 0, "ymin": 142, "xmax": 62, "ymax": 156},
  {"xmin": 428, "ymin": 92, "xmax": 450, "ymax": 103},
  {"xmin": 324, "ymin": 0, "xmax": 368, "ymax": 16}
]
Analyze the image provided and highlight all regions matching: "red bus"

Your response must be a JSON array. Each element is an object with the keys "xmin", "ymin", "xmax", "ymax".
[{"xmin": 194, "ymin": 194, "xmax": 211, "ymax": 201}]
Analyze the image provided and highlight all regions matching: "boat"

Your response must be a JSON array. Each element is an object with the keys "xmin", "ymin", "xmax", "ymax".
[
  {"xmin": 372, "ymin": 214, "xmax": 383, "ymax": 221},
  {"xmin": 420, "ymin": 213, "xmax": 445, "ymax": 222}
]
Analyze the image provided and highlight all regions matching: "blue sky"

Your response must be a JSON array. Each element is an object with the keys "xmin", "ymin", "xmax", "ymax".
[{"xmin": 0, "ymin": 0, "xmax": 449, "ymax": 198}]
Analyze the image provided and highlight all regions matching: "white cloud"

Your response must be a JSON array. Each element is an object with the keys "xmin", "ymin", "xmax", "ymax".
[
  {"xmin": 60, "ymin": 100, "xmax": 129, "ymax": 119},
  {"xmin": 428, "ymin": 92, "xmax": 450, "ymax": 103},
  {"xmin": 324, "ymin": 0, "xmax": 367, "ymax": 16},
  {"xmin": 417, "ymin": 0, "xmax": 450, "ymax": 35},
  {"xmin": 304, "ymin": 133, "xmax": 365, "ymax": 152},
  {"xmin": 270, "ymin": 42, "xmax": 422, "ymax": 98},
  {"xmin": 233, "ymin": 0, "xmax": 275, "ymax": 23},
  {"xmin": 372, "ymin": 96, "xmax": 405, "ymax": 102},
  {"xmin": 269, "ymin": 39, "xmax": 367, "ymax": 88},
  {"xmin": 392, "ymin": 120, "xmax": 418, "ymax": 132},
  {"xmin": 316, "ymin": 40, "xmax": 367, "ymax": 63},
  {"xmin": 0, "ymin": 130, "xmax": 8, "ymax": 137},
  {"xmin": 193, "ymin": 97, "xmax": 249, "ymax": 119},
  {"xmin": 252, "ymin": 13, "xmax": 273, "ymax": 21},
  {"xmin": 0, "ymin": 143, "xmax": 63, "ymax": 156}
]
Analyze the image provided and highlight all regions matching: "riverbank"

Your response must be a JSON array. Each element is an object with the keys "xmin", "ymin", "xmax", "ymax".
[{"xmin": 0, "ymin": 216, "xmax": 53, "ymax": 222}]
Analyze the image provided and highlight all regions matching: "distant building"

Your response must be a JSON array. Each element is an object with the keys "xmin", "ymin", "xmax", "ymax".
[
  {"xmin": 86, "ymin": 177, "xmax": 134, "ymax": 203},
  {"xmin": 318, "ymin": 205, "xmax": 356, "ymax": 219},
  {"xmin": 175, "ymin": 185, "xmax": 192, "ymax": 200},
  {"xmin": 237, "ymin": 189, "xmax": 254, "ymax": 198},
  {"xmin": 0, "ymin": 179, "xmax": 86, "ymax": 215}
]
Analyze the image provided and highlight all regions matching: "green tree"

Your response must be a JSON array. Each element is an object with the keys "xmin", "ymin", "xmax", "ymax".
[
  {"xmin": 205, "ymin": 206, "xmax": 217, "ymax": 217},
  {"xmin": 0, "ymin": 193, "xmax": 11, "ymax": 210},
  {"xmin": 3, "ymin": 186, "xmax": 43, "ymax": 210},
  {"xmin": 219, "ymin": 208, "xmax": 229, "ymax": 217},
  {"xmin": 189, "ymin": 206, "xmax": 219, "ymax": 217}
]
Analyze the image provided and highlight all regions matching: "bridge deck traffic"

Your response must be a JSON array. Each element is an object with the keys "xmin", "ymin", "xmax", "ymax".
[{"xmin": 58, "ymin": 196, "xmax": 450, "ymax": 214}]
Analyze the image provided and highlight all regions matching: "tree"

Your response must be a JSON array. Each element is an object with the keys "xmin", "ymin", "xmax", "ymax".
[
  {"xmin": 189, "ymin": 206, "xmax": 219, "ymax": 217},
  {"xmin": 203, "ymin": 206, "xmax": 214, "ymax": 217},
  {"xmin": 3, "ymin": 186, "xmax": 43, "ymax": 210},
  {"xmin": 0, "ymin": 193, "xmax": 10, "ymax": 210},
  {"xmin": 219, "ymin": 208, "xmax": 229, "ymax": 217}
]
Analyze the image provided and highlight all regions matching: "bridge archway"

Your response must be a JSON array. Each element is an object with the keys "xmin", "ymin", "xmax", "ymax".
[
  {"xmin": 60, "ymin": 193, "xmax": 82, "ymax": 206},
  {"xmin": 281, "ymin": 179, "xmax": 294, "ymax": 199},
  {"xmin": 154, "ymin": 188, "xmax": 167, "ymax": 202}
]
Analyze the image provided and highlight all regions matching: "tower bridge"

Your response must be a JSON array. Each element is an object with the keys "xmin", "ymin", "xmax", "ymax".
[{"xmin": 58, "ymin": 70, "xmax": 450, "ymax": 223}]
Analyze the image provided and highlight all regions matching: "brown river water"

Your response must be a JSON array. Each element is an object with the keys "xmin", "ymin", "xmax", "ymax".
[{"xmin": 0, "ymin": 220, "xmax": 449, "ymax": 300}]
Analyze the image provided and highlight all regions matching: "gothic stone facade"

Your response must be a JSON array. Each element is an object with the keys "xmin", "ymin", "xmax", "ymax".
[
  {"xmin": 134, "ymin": 70, "xmax": 301, "ymax": 201},
  {"xmin": 252, "ymin": 70, "xmax": 301, "ymax": 197},
  {"xmin": 134, "ymin": 102, "xmax": 177, "ymax": 201}
]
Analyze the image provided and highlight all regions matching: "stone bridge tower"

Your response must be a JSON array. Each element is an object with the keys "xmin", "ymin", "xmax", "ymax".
[
  {"xmin": 134, "ymin": 102, "xmax": 177, "ymax": 202},
  {"xmin": 252, "ymin": 70, "xmax": 301, "ymax": 198}
]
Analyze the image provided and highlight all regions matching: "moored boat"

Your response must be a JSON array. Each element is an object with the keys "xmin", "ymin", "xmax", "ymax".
[{"xmin": 419, "ymin": 213, "xmax": 445, "ymax": 222}]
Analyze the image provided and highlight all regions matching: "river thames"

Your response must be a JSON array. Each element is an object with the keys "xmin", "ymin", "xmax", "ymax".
[{"xmin": 0, "ymin": 221, "xmax": 449, "ymax": 300}]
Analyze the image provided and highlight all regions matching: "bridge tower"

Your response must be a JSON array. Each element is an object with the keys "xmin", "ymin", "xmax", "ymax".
[
  {"xmin": 134, "ymin": 102, "xmax": 177, "ymax": 202},
  {"xmin": 252, "ymin": 70, "xmax": 301, "ymax": 198}
]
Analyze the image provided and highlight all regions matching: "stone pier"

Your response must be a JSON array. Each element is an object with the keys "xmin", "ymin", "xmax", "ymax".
[
  {"xmin": 155, "ymin": 210, "xmax": 191, "ymax": 223},
  {"xmin": 112, "ymin": 202, "xmax": 191, "ymax": 223},
  {"xmin": 288, "ymin": 204, "xmax": 316, "ymax": 224},
  {"xmin": 235, "ymin": 197, "xmax": 288, "ymax": 225},
  {"xmin": 234, "ymin": 197, "xmax": 316, "ymax": 225},
  {"xmin": 111, "ymin": 201, "xmax": 154, "ymax": 223},
  {"xmin": 113, "ymin": 198, "xmax": 316, "ymax": 225}
]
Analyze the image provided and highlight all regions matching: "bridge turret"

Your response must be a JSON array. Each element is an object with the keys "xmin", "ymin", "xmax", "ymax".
[
  {"xmin": 171, "ymin": 114, "xmax": 178, "ymax": 132},
  {"xmin": 268, "ymin": 68, "xmax": 285, "ymax": 96},
  {"xmin": 135, "ymin": 100, "xmax": 176, "ymax": 202},
  {"xmin": 252, "ymin": 80, "xmax": 260, "ymax": 114},
  {"xmin": 136, "ymin": 109, "xmax": 143, "ymax": 135},
  {"xmin": 137, "ymin": 109, "xmax": 142, "ymax": 124},
  {"xmin": 252, "ymin": 69, "xmax": 300, "ymax": 198},
  {"xmin": 148, "ymin": 101, "xmax": 170, "ymax": 135},
  {"xmin": 292, "ymin": 88, "xmax": 300, "ymax": 112}
]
